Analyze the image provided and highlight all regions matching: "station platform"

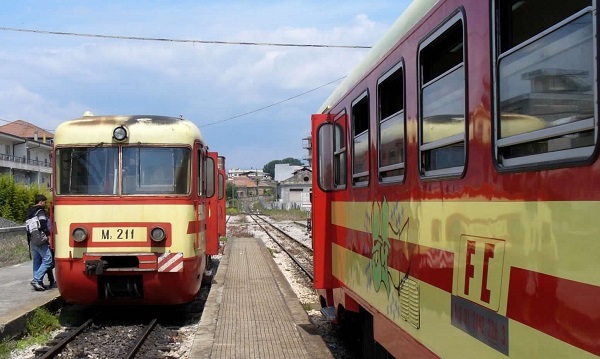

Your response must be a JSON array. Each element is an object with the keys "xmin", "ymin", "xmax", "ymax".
[
  {"xmin": 190, "ymin": 236, "xmax": 333, "ymax": 359},
  {"xmin": 0, "ymin": 261, "xmax": 61, "ymax": 341}
]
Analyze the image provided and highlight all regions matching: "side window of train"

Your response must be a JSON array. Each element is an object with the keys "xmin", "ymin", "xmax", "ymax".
[
  {"xmin": 334, "ymin": 112, "xmax": 347, "ymax": 188},
  {"xmin": 206, "ymin": 156, "xmax": 215, "ymax": 198},
  {"xmin": 218, "ymin": 173, "xmax": 225, "ymax": 200},
  {"xmin": 316, "ymin": 112, "xmax": 347, "ymax": 191},
  {"xmin": 378, "ymin": 61, "xmax": 405, "ymax": 183},
  {"xmin": 316, "ymin": 122, "xmax": 334, "ymax": 191},
  {"xmin": 197, "ymin": 150, "xmax": 203, "ymax": 196},
  {"xmin": 352, "ymin": 92, "xmax": 369, "ymax": 185},
  {"xmin": 418, "ymin": 12, "xmax": 466, "ymax": 178},
  {"xmin": 494, "ymin": 0, "xmax": 595, "ymax": 169}
]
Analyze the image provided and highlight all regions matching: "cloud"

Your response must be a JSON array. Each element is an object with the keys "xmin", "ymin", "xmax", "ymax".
[{"xmin": 0, "ymin": 1, "xmax": 405, "ymax": 169}]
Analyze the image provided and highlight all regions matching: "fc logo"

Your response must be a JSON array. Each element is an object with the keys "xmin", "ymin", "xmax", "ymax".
[{"xmin": 458, "ymin": 236, "xmax": 506, "ymax": 310}]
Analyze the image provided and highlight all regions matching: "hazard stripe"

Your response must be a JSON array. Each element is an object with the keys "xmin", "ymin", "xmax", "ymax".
[{"xmin": 158, "ymin": 253, "xmax": 184, "ymax": 272}]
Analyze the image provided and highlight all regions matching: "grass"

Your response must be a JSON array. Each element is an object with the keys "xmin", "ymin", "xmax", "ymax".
[
  {"xmin": 226, "ymin": 207, "xmax": 239, "ymax": 215},
  {"xmin": 0, "ymin": 307, "xmax": 61, "ymax": 359},
  {"xmin": 0, "ymin": 234, "xmax": 30, "ymax": 269}
]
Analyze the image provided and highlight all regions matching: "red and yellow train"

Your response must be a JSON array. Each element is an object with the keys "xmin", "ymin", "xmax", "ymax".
[
  {"xmin": 51, "ymin": 113, "xmax": 225, "ymax": 305},
  {"xmin": 311, "ymin": 0, "xmax": 598, "ymax": 357}
]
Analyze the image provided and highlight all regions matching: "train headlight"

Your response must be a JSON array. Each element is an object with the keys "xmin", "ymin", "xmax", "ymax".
[
  {"xmin": 113, "ymin": 126, "xmax": 128, "ymax": 141},
  {"xmin": 72, "ymin": 227, "xmax": 88, "ymax": 242},
  {"xmin": 150, "ymin": 227, "xmax": 166, "ymax": 242}
]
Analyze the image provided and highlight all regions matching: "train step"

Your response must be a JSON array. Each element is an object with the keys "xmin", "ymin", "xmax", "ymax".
[{"xmin": 320, "ymin": 306, "xmax": 336, "ymax": 321}]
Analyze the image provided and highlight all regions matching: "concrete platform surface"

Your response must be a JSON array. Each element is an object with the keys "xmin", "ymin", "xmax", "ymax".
[
  {"xmin": 190, "ymin": 237, "xmax": 333, "ymax": 359},
  {"xmin": 0, "ymin": 261, "xmax": 60, "ymax": 341}
]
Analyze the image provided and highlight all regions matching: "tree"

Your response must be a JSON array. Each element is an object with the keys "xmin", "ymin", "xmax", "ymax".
[{"xmin": 263, "ymin": 158, "xmax": 303, "ymax": 179}]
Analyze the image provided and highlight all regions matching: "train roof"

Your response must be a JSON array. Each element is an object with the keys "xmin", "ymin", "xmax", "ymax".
[
  {"xmin": 318, "ymin": 0, "xmax": 439, "ymax": 113},
  {"xmin": 54, "ymin": 114, "xmax": 204, "ymax": 146}
]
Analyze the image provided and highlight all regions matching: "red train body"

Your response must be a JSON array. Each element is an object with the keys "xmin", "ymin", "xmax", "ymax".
[
  {"xmin": 311, "ymin": 0, "xmax": 600, "ymax": 357},
  {"xmin": 52, "ymin": 114, "xmax": 220, "ymax": 305}
]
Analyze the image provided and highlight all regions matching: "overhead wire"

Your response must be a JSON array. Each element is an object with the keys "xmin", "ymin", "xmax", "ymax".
[
  {"xmin": 0, "ymin": 76, "xmax": 346, "ymax": 132},
  {"xmin": 0, "ymin": 26, "xmax": 372, "ymax": 49},
  {"xmin": 0, "ymin": 26, "xmax": 364, "ymax": 131},
  {"xmin": 201, "ymin": 76, "xmax": 346, "ymax": 127}
]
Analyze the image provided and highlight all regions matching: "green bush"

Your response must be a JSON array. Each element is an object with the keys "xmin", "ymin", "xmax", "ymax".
[{"xmin": 0, "ymin": 175, "xmax": 52, "ymax": 223}]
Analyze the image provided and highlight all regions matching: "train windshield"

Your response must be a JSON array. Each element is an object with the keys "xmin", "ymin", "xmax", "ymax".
[
  {"xmin": 55, "ymin": 146, "xmax": 190, "ymax": 195},
  {"xmin": 122, "ymin": 147, "xmax": 190, "ymax": 195}
]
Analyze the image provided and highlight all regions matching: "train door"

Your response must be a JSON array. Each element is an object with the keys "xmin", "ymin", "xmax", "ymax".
[
  {"xmin": 205, "ymin": 152, "xmax": 219, "ymax": 255},
  {"xmin": 195, "ymin": 146, "xmax": 207, "ymax": 251},
  {"xmin": 217, "ymin": 155, "xmax": 226, "ymax": 239},
  {"xmin": 311, "ymin": 113, "xmax": 336, "ymax": 289}
]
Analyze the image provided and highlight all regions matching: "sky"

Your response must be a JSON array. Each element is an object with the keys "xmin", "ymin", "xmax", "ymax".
[{"xmin": 0, "ymin": 1, "xmax": 410, "ymax": 170}]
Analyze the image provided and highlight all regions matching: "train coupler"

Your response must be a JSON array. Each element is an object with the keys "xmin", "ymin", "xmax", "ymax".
[{"xmin": 85, "ymin": 260, "xmax": 108, "ymax": 275}]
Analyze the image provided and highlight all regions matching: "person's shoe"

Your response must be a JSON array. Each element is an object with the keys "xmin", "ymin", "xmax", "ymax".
[
  {"xmin": 31, "ymin": 280, "xmax": 45, "ymax": 291},
  {"xmin": 45, "ymin": 281, "xmax": 57, "ymax": 289}
]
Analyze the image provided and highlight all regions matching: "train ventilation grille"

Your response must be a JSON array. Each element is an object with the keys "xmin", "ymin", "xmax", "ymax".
[{"xmin": 399, "ymin": 278, "xmax": 420, "ymax": 329}]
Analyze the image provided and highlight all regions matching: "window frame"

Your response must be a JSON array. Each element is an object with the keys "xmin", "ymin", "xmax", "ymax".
[
  {"xmin": 351, "ymin": 91, "xmax": 370, "ymax": 186},
  {"xmin": 492, "ymin": 3, "xmax": 597, "ymax": 171},
  {"xmin": 316, "ymin": 121, "xmax": 334, "ymax": 192},
  {"xmin": 333, "ymin": 111, "xmax": 348, "ymax": 189},
  {"xmin": 377, "ymin": 60, "xmax": 406, "ymax": 184},
  {"xmin": 418, "ymin": 10, "xmax": 467, "ymax": 179},
  {"xmin": 206, "ymin": 156, "xmax": 215, "ymax": 198},
  {"xmin": 197, "ymin": 149, "xmax": 204, "ymax": 196}
]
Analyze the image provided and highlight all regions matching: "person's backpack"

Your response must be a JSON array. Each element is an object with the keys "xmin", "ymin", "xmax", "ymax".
[{"xmin": 25, "ymin": 209, "xmax": 48, "ymax": 246}]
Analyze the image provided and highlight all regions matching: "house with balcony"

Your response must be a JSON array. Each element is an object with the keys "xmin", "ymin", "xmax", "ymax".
[{"xmin": 0, "ymin": 120, "xmax": 53, "ymax": 188}]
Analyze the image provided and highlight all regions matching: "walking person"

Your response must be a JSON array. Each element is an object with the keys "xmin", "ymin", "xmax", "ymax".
[{"xmin": 25, "ymin": 194, "xmax": 53, "ymax": 291}]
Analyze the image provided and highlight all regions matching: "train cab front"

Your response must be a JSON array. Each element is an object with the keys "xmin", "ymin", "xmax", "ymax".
[
  {"xmin": 55, "ymin": 222, "xmax": 205, "ymax": 305},
  {"xmin": 57, "ymin": 250, "xmax": 205, "ymax": 305}
]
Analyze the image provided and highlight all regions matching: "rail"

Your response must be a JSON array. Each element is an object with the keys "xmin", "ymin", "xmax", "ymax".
[{"xmin": 0, "ymin": 226, "xmax": 26, "ymax": 234}]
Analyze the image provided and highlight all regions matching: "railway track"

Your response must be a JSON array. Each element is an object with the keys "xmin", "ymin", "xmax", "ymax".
[
  {"xmin": 249, "ymin": 214, "xmax": 314, "ymax": 281},
  {"xmin": 35, "ymin": 315, "xmax": 163, "ymax": 359}
]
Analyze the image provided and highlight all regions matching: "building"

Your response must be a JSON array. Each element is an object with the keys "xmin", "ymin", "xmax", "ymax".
[
  {"xmin": 227, "ymin": 168, "xmax": 270, "ymax": 180},
  {"xmin": 276, "ymin": 166, "xmax": 312, "ymax": 211},
  {"xmin": 0, "ymin": 120, "xmax": 53, "ymax": 187},
  {"xmin": 274, "ymin": 163, "xmax": 304, "ymax": 182},
  {"xmin": 229, "ymin": 175, "xmax": 276, "ymax": 199},
  {"xmin": 302, "ymin": 135, "xmax": 312, "ymax": 165}
]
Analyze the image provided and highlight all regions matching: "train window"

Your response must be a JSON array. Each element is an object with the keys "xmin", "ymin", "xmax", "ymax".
[
  {"xmin": 55, "ymin": 147, "xmax": 118, "ymax": 195},
  {"xmin": 122, "ymin": 147, "xmax": 190, "ymax": 195},
  {"xmin": 218, "ymin": 173, "xmax": 225, "ymax": 200},
  {"xmin": 317, "ymin": 122, "xmax": 334, "ymax": 191},
  {"xmin": 419, "ymin": 14, "xmax": 465, "ymax": 178},
  {"xmin": 206, "ymin": 156, "xmax": 215, "ymax": 198},
  {"xmin": 378, "ymin": 61, "xmax": 405, "ymax": 183},
  {"xmin": 352, "ymin": 92, "xmax": 369, "ymax": 185},
  {"xmin": 334, "ymin": 112, "xmax": 347, "ymax": 188},
  {"xmin": 494, "ymin": 0, "xmax": 595, "ymax": 168},
  {"xmin": 197, "ymin": 151, "xmax": 204, "ymax": 196}
]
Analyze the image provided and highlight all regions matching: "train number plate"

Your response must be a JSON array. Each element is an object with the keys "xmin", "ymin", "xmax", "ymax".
[{"xmin": 92, "ymin": 227, "xmax": 147, "ymax": 242}]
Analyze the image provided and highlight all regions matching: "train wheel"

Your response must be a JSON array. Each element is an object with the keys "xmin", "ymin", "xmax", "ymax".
[{"xmin": 360, "ymin": 309, "xmax": 392, "ymax": 359}]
